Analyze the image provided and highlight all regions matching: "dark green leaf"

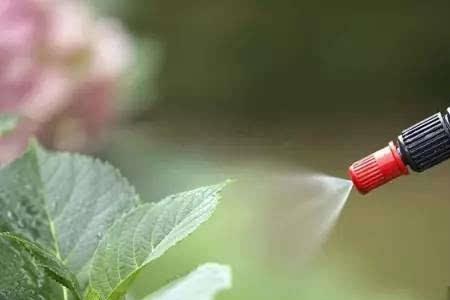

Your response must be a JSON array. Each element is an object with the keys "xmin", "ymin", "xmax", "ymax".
[
  {"xmin": 0, "ymin": 232, "xmax": 62, "ymax": 299},
  {"xmin": 0, "ymin": 232, "xmax": 82, "ymax": 300},
  {"xmin": 0, "ymin": 144, "xmax": 140, "ymax": 295}
]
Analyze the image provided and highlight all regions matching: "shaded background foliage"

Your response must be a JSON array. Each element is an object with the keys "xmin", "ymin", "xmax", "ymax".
[{"xmin": 93, "ymin": 0, "xmax": 450, "ymax": 116}]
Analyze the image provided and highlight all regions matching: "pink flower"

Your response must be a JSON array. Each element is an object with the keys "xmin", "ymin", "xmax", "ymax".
[
  {"xmin": 0, "ymin": 0, "xmax": 134, "ymax": 164},
  {"xmin": 0, "ymin": 0, "xmax": 46, "ymax": 111}
]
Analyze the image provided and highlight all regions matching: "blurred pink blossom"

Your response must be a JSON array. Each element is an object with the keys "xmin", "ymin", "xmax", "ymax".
[{"xmin": 0, "ymin": 0, "xmax": 134, "ymax": 163}]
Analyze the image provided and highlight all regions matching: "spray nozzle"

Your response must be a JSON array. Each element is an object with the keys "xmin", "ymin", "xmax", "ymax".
[
  {"xmin": 349, "ymin": 142, "xmax": 409, "ymax": 194},
  {"xmin": 349, "ymin": 108, "xmax": 450, "ymax": 194}
]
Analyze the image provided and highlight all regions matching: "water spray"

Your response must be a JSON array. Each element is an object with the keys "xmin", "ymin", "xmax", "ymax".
[{"xmin": 349, "ymin": 108, "xmax": 450, "ymax": 194}]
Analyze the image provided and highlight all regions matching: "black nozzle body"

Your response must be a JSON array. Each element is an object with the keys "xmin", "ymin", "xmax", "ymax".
[{"xmin": 398, "ymin": 108, "xmax": 450, "ymax": 172}]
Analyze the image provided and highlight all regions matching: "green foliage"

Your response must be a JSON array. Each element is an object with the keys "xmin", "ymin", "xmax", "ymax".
[
  {"xmin": 0, "ymin": 115, "xmax": 18, "ymax": 136},
  {"xmin": 0, "ymin": 232, "xmax": 63, "ymax": 299},
  {"xmin": 0, "ymin": 232, "xmax": 82, "ymax": 300},
  {"xmin": 0, "ymin": 143, "xmax": 231, "ymax": 299},
  {"xmin": 89, "ymin": 182, "xmax": 228, "ymax": 300},
  {"xmin": 145, "ymin": 263, "xmax": 232, "ymax": 300}
]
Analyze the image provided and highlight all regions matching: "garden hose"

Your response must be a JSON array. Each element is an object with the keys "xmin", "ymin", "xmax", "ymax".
[{"xmin": 349, "ymin": 108, "xmax": 450, "ymax": 194}]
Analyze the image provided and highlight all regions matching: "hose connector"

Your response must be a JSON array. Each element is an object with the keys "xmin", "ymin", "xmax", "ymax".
[{"xmin": 398, "ymin": 110, "xmax": 450, "ymax": 172}]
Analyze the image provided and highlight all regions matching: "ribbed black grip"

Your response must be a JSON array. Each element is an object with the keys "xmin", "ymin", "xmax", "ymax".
[{"xmin": 398, "ymin": 109, "xmax": 450, "ymax": 172}]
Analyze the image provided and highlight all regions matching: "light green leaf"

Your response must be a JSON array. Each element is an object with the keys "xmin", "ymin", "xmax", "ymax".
[
  {"xmin": 145, "ymin": 263, "xmax": 232, "ymax": 300},
  {"xmin": 0, "ymin": 144, "xmax": 140, "ymax": 294},
  {"xmin": 0, "ymin": 232, "xmax": 63, "ymax": 299},
  {"xmin": 89, "ymin": 182, "xmax": 229, "ymax": 300},
  {"xmin": 35, "ymin": 147, "xmax": 140, "ymax": 287},
  {"xmin": 85, "ymin": 287, "xmax": 102, "ymax": 300},
  {"xmin": 0, "ymin": 232, "xmax": 82, "ymax": 300},
  {"xmin": 0, "ymin": 114, "xmax": 19, "ymax": 136}
]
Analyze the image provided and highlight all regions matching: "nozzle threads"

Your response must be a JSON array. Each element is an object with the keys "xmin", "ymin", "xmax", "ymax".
[
  {"xmin": 398, "ymin": 110, "xmax": 450, "ymax": 172},
  {"xmin": 349, "ymin": 142, "xmax": 409, "ymax": 194},
  {"xmin": 349, "ymin": 155, "xmax": 384, "ymax": 193}
]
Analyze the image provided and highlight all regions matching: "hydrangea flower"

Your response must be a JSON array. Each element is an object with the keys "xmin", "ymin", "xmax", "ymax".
[{"xmin": 0, "ymin": 0, "xmax": 134, "ymax": 163}]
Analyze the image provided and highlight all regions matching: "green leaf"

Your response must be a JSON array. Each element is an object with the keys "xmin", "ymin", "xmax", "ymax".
[
  {"xmin": 0, "ymin": 232, "xmax": 82, "ymax": 300},
  {"xmin": 0, "ymin": 146, "xmax": 54, "ymax": 247},
  {"xmin": 89, "ymin": 182, "xmax": 229, "ymax": 300},
  {"xmin": 84, "ymin": 288, "xmax": 102, "ymax": 300},
  {"xmin": 145, "ymin": 263, "xmax": 232, "ymax": 300},
  {"xmin": 35, "ymin": 147, "xmax": 140, "ymax": 287},
  {"xmin": 0, "ymin": 143, "xmax": 231, "ymax": 299},
  {"xmin": 0, "ymin": 144, "xmax": 140, "ymax": 294},
  {"xmin": 0, "ymin": 114, "xmax": 19, "ymax": 136},
  {"xmin": 0, "ymin": 232, "xmax": 63, "ymax": 299}
]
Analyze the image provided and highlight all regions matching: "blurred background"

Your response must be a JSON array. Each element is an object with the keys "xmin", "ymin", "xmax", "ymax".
[{"xmin": 2, "ymin": 0, "xmax": 450, "ymax": 299}]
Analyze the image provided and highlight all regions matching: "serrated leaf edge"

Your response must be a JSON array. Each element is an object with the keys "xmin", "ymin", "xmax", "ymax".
[{"xmin": 89, "ymin": 181, "xmax": 230, "ymax": 300}]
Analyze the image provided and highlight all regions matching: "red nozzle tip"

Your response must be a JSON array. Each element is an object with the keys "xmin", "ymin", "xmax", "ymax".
[{"xmin": 349, "ymin": 142, "xmax": 409, "ymax": 194}]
